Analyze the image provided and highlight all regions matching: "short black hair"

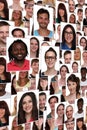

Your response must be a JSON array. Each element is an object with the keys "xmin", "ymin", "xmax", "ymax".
[
  {"xmin": 0, "ymin": 21, "xmax": 9, "ymax": 26},
  {"xmin": 48, "ymin": 96, "xmax": 58, "ymax": 103},
  {"xmin": 64, "ymin": 50, "xmax": 71, "ymax": 58},
  {"xmin": 45, "ymin": 47, "xmax": 57, "ymax": 59},
  {"xmin": 12, "ymin": 28, "xmax": 25, "ymax": 37},
  {"xmin": 39, "ymin": 92, "xmax": 46, "ymax": 98},
  {"xmin": 31, "ymin": 59, "xmax": 39, "ymax": 65},
  {"xmin": 8, "ymin": 39, "xmax": 28, "ymax": 61},
  {"xmin": 37, "ymin": 8, "xmax": 50, "ymax": 19},
  {"xmin": 77, "ymin": 98, "xmax": 84, "ymax": 105}
]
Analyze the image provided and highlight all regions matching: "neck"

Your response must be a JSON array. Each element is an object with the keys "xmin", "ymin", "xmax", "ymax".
[
  {"xmin": 18, "ymin": 78, "xmax": 28, "ymax": 86},
  {"xmin": 25, "ymin": 113, "xmax": 32, "ymax": 123},
  {"xmin": 78, "ymin": 109, "xmax": 83, "ymax": 114},
  {"xmin": 66, "ymin": 42, "xmax": 72, "ymax": 48},
  {"xmin": 30, "ymin": 51, "xmax": 36, "ymax": 58},
  {"xmin": 38, "ymin": 28, "xmax": 50, "ymax": 37},
  {"xmin": 51, "ymin": 110, "xmax": 55, "ymax": 118},
  {"xmin": 25, "ymin": 14, "xmax": 31, "ymax": 20},
  {"xmin": 32, "ymin": 71, "xmax": 37, "ymax": 76},
  {"xmin": 14, "ymin": 20, "xmax": 22, "ymax": 26},
  {"xmin": 14, "ymin": 59, "xmax": 25, "ymax": 67},
  {"xmin": 81, "ymin": 77, "xmax": 86, "ymax": 81},
  {"xmin": 45, "ymin": 68, "xmax": 56, "ymax": 75},
  {"xmin": 0, "ymin": 74, "xmax": 6, "ymax": 80}
]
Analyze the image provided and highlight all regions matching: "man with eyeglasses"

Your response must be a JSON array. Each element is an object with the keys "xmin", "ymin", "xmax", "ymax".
[{"xmin": 23, "ymin": 0, "xmax": 34, "ymax": 21}]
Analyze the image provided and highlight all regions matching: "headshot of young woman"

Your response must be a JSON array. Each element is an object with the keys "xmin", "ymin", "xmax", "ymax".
[
  {"xmin": 11, "ymin": 10, "xmax": 23, "ymax": 27},
  {"xmin": 61, "ymin": 24, "xmax": 76, "ymax": 50},
  {"xmin": 50, "ymin": 75, "xmax": 61, "ymax": 95},
  {"xmin": 11, "ymin": 116, "xmax": 24, "ymax": 130},
  {"xmin": 56, "ymin": 3, "xmax": 67, "ymax": 23},
  {"xmin": 66, "ymin": 74, "xmax": 80, "ymax": 104},
  {"xmin": 0, "ymin": 57, "xmax": 11, "ymax": 83},
  {"xmin": 37, "ymin": 76, "xmax": 48, "ymax": 91},
  {"xmin": 0, "ymin": 0, "xmax": 9, "ymax": 20},
  {"xmin": 16, "ymin": 71, "xmax": 30, "ymax": 92},
  {"xmin": 41, "ymin": 47, "xmax": 58, "ymax": 76},
  {"xmin": 0, "ymin": 100, "xmax": 10, "ymax": 127},
  {"xmin": 11, "ymin": 75, "xmax": 17, "ymax": 95},
  {"xmin": 30, "ymin": 37, "xmax": 39, "ymax": 58},
  {"xmin": 18, "ymin": 91, "xmax": 38, "ymax": 124}
]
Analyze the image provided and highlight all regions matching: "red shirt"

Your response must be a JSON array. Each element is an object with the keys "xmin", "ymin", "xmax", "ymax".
[{"xmin": 7, "ymin": 59, "xmax": 30, "ymax": 71}]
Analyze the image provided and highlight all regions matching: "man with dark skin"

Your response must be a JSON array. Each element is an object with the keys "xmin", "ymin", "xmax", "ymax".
[
  {"xmin": 7, "ymin": 39, "xmax": 30, "ymax": 71},
  {"xmin": 75, "ymin": 98, "xmax": 84, "ymax": 119}
]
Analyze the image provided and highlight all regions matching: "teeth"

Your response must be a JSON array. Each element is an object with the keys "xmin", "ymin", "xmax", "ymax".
[{"xmin": 18, "ymin": 55, "xmax": 22, "ymax": 57}]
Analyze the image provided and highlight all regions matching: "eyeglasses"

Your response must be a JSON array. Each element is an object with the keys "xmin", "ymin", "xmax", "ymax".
[
  {"xmin": 65, "ymin": 31, "xmax": 73, "ymax": 35},
  {"xmin": 45, "ymin": 56, "xmax": 56, "ymax": 60}
]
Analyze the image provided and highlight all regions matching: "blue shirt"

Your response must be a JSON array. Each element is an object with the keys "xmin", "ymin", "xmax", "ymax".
[
  {"xmin": 61, "ymin": 42, "xmax": 72, "ymax": 50},
  {"xmin": 34, "ymin": 30, "xmax": 53, "ymax": 38}
]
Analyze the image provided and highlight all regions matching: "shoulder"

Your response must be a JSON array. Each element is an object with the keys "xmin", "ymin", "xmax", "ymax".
[{"xmin": 34, "ymin": 30, "xmax": 40, "ymax": 36}]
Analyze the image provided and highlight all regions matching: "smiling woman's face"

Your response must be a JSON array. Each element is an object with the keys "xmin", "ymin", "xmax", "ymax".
[
  {"xmin": 64, "ymin": 27, "xmax": 74, "ymax": 44},
  {"xmin": 0, "ymin": 65, "xmax": 5, "ymax": 74}
]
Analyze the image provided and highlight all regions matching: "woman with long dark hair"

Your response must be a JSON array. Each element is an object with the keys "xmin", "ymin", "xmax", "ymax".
[
  {"xmin": 30, "ymin": 37, "xmax": 39, "ymax": 58},
  {"xmin": 37, "ymin": 76, "xmax": 48, "ymax": 91},
  {"xmin": 0, "ymin": 100, "xmax": 10, "ymax": 126},
  {"xmin": 55, "ymin": 103, "xmax": 65, "ymax": 127},
  {"xmin": 11, "ymin": 75, "xmax": 17, "ymax": 95},
  {"xmin": 56, "ymin": 3, "xmax": 67, "ymax": 23},
  {"xmin": 0, "ymin": 57, "xmax": 11, "ymax": 83},
  {"xmin": 18, "ymin": 92, "xmax": 38, "ymax": 124},
  {"xmin": 61, "ymin": 24, "xmax": 76, "ymax": 50},
  {"xmin": 77, "ymin": 118, "xmax": 86, "ymax": 130},
  {"xmin": 0, "ymin": 0, "xmax": 9, "ymax": 20}
]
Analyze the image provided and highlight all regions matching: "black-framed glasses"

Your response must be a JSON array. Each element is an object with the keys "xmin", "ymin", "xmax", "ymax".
[{"xmin": 65, "ymin": 31, "xmax": 73, "ymax": 35}]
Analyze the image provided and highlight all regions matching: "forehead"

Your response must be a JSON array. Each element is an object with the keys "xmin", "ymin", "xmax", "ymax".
[
  {"xmin": 12, "ymin": 42, "xmax": 26, "ymax": 48},
  {"xmin": 38, "ymin": 13, "xmax": 49, "ymax": 18},
  {"xmin": 46, "ymin": 51, "xmax": 55, "ymax": 56},
  {"xmin": 49, "ymin": 97, "xmax": 57, "ymax": 102},
  {"xmin": 0, "ymin": 25, "xmax": 9, "ymax": 30},
  {"xmin": 66, "ymin": 106, "xmax": 73, "ymax": 111},
  {"xmin": 65, "ymin": 27, "xmax": 72, "ymax": 31}
]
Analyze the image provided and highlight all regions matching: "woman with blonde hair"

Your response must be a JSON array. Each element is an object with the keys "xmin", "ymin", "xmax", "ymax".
[
  {"xmin": 42, "ymin": 0, "xmax": 55, "ymax": 7},
  {"xmin": 11, "ymin": 10, "xmax": 23, "ymax": 26},
  {"xmin": 11, "ymin": 96, "xmax": 17, "ymax": 116},
  {"xmin": 16, "ymin": 71, "xmax": 30, "ymax": 92},
  {"xmin": 11, "ymin": 116, "xmax": 24, "ymax": 130}
]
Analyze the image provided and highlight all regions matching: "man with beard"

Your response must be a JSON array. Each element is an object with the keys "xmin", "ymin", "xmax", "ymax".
[
  {"xmin": 75, "ymin": 98, "xmax": 84, "ymax": 119},
  {"xmin": 34, "ymin": 8, "xmax": 53, "ymax": 38},
  {"xmin": 0, "ymin": 84, "xmax": 10, "ymax": 99}
]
